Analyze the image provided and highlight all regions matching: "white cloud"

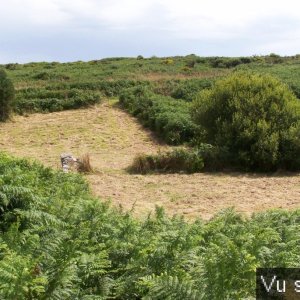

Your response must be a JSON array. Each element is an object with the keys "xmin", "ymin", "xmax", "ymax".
[
  {"xmin": 39, "ymin": 0, "xmax": 154, "ymax": 29},
  {"xmin": 2, "ymin": 0, "xmax": 300, "ymax": 34},
  {"xmin": 0, "ymin": 0, "xmax": 299, "ymax": 62},
  {"xmin": 157, "ymin": 0, "xmax": 300, "ymax": 39},
  {"xmin": 0, "ymin": 0, "xmax": 70, "ymax": 27},
  {"xmin": 253, "ymin": 27, "xmax": 300, "ymax": 55}
]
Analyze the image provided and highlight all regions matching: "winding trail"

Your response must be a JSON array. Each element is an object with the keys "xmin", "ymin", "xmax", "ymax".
[{"xmin": 1, "ymin": 100, "xmax": 299, "ymax": 220}]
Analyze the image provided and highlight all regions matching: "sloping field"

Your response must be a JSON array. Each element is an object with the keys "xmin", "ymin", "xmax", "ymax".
[{"xmin": 1, "ymin": 101, "xmax": 299, "ymax": 220}]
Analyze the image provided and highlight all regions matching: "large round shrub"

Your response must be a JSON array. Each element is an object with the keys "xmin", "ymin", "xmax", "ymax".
[
  {"xmin": 192, "ymin": 71, "xmax": 300, "ymax": 171},
  {"xmin": 0, "ymin": 69, "xmax": 15, "ymax": 122}
]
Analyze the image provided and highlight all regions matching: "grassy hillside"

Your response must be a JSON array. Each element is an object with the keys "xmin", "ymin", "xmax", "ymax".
[
  {"xmin": 2, "ymin": 54, "xmax": 300, "ymax": 115},
  {"xmin": 1, "ymin": 102, "xmax": 299, "ymax": 221}
]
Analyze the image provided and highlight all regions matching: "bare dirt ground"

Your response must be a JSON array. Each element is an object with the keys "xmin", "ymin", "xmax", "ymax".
[{"xmin": 1, "ymin": 100, "xmax": 299, "ymax": 220}]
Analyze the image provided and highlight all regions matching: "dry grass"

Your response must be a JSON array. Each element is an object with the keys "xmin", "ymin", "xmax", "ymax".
[
  {"xmin": 0, "ymin": 100, "xmax": 299, "ymax": 220},
  {"xmin": 77, "ymin": 153, "xmax": 93, "ymax": 173}
]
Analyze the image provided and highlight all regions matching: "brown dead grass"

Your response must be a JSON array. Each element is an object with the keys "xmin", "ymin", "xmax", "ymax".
[
  {"xmin": 77, "ymin": 153, "xmax": 93, "ymax": 173},
  {"xmin": 0, "ymin": 100, "xmax": 299, "ymax": 220}
]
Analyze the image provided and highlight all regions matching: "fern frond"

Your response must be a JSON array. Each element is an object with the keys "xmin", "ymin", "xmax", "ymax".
[{"xmin": 142, "ymin": 273, "xmax": 204, "ymax": 300}]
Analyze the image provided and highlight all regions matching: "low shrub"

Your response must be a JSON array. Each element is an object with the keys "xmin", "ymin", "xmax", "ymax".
[
  {"xmin": 120, "ymin": 86, "xmax": 198, "ymax": 144},
  {"xmin": 150, "ymin": 79, "xmax": 215, "ymax": 101},
  {"xmin": 17, "ymin": 88, "xmax": 78, "ymax": 100},
  {"xmin": 290, "ymin": 83, "xmax": 300, "ymax": 99},
  {"xmin": 171, "ymin": 78, "xmax": 214, "ymax": 101},
  {"xmin": 163, "ymin": 58, "xmax": 174, "ymax": 65},
  {"xmin": 129, "ymin": 148, "xmax": 204, "ymax": 174},
  {"xmin": 266, "ymin": 53, "xmax": 283, "ymax": 64},
  {"xmin": 69, "ymin": 80, "xmax": 149, "ymax": 96},
  {"xmin": 195, "ymin": 143, "xmax": 228, "ymax": 171},
  {"xmin": 0, "ymin": 69, "xmax": 15, "ymax": 121},
  {"xmin": 151, "ymin": 79, "xmax": 181, "ymax": 96},
  {"xmin": 33, "ymin": 72, "xmax": 70, "ymax": 81},
  {"xmin": 5, "ymin": 63, "xmax": 21, "ymax": 70},
  {"xmin": 14, "ymin": 89, "xmax": 101, "ymax": 113},
  {"xmin": 186, "ymin": 60, "xmax": 196, "ymax": 68},
  {"xmin": 209, "ymin": 57, "xmax": 255, "ymax": 68}
]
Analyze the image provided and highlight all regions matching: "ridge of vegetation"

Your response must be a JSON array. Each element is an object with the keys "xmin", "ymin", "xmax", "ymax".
[{"xmin": 2, "ymin": 54, "xmax": 300, "ymax": 115}]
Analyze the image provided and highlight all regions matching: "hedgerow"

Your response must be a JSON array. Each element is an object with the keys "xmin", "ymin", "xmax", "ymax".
[
  {"xmin": 14, "ymin": 89, "xmax": 101, "ymax": 113},
  {"xmin": 68, "ymin": 80, "xmax": 150, "ymax": 96},
  {"xmin": 129, "ymin": 148, "xmax": 204, "ymax": 174},
  {"xmin": 119, "ymin": 86, "xmax": 198, "ymax": 145},
  {"xmin": 209, "ymin": 56, "xmax": 255, "ymax": 68},
  {"xmin": 33, "ymin": 71, "xmax": 70, "ymax": 81},
  {"xmin": 0, "ymin": 153, "xmax": 300, "ymax": 299}
]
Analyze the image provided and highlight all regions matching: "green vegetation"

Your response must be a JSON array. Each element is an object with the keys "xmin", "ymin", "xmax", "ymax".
[
  {"xmin": 209, "ymin": 56, "xmax": 256, "ymax": 68},
  {"xmin": 3, "ymin": 56, "xmax": 225, "ymax": 114},
  {"xmin": 3, "ymin": 54, "xmax": 300, "ymax": 115},
  {"xmin": 234, "ymin": 54, "xmax": 300, "ymax": 96},
  {"xmin": 120, "ymin": 86, "xmax": 198, "ymax": 145},
  {"xmin": 1, "ymin": 54, "xmax": 300, "ymax": 298},
  {"xmin": 165, "ymin": 78, "xmax": 214, "ymax": 101},
  {"xmin": 129, "ymin": 148, "xmax": 204, "ymax": 174},
  {"xmin": 15, "ymin": 88, "xmax": 101, "ymax": 114},
  {"xmin": 0, "ymin": 69, "xmax": 15, "ymax": 121},
  {"xmin": 192, "ymin": 72, "xmax": 300, "ymax": 171},
  {"xmin": 2, "ymin": 54, "xmax": 300, "ymax": 172},
  {"xmin": 1, "ymin": 153, "xmax": 300, "ymax": 299}
]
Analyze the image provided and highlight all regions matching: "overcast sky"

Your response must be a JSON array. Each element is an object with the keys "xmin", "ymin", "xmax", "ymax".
[{"xmin": 1, "ymin": 0, "xmax": 299, "ymax": 63}]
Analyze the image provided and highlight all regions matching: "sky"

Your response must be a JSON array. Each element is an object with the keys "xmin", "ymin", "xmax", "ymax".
[{"xmin": 0, "ymin": 0, "xmax": 299, "ymax": 63}]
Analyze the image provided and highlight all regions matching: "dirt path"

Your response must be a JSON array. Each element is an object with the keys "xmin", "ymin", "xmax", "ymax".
[{"xmin": 1, "ymin": 101, "xmax": 299, "ymax": 220}]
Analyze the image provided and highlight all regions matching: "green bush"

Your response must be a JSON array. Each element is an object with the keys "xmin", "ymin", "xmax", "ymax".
[
  {"xmin": 5, "ymin": 63, "xmax": 21, "ymax": 70},
  {"xmin": 162, "ymin": 58, "xmax": 174, "ymax": 65},
  {"xmin": 209, "ymin": 57, "xmax": 254, "ymax": 68},
  {"xmin": 266, "ymin": 53, "xmax": 283, "ymax": 64},
  {"xmin": 171, "ymin": 79, "xmax": 214, "ymax": 101},
  {"xmin": 192, "ymin": 71, "xmax": 300, "ymax": 171},
  {"xmin": 194, "ymin": 143, "xmax": 227, "ymax": 171},
  {"xmin": 151, "ymin": 79, "xmax": 181, "ymax": 97},
  {"xmin": 149, "ymin": 79, "xmax": 214, "ymax": 101},
  {"xmin": 129, "ymin": 148, "xmax": 204, "ymax": 174},
  {"xmin": 0, "ymin": 70, "xmax": 15, "ymax": 122},
  {"xmin": 33, "ymin": 72, "xmax": 70, "ymax": 81},
  {"xmin": 290, "ymin": 83, "xmax": 300, "ymax": 99},
  {"xmin": 185, "ymin": 59, "xmax": 196, "ymax": 68}
]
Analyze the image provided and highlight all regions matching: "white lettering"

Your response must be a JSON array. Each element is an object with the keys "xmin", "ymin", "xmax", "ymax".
[
  {"xmin": 295, "ymin": 280, "xmax": 300, "ymax": 292},
  {"xmin": 277, "ymin": 280, "xmax": 286, "ymax": 293},
  {"xmin": 261, "ymin": 275, "xmax": 277, "ymax": 292}
]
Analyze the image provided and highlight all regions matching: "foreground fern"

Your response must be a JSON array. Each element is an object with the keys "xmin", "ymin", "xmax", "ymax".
[{"xmin": 0, "ymin": 152, "xmax": 299, "ymax": 299}]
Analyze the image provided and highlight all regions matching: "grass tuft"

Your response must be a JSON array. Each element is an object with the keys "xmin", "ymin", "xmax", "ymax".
[
  {"xmin": 128, "ymin": 148, "xmax": 204, "ymax": 174},
  {"xmin": 77, "ymin": 153, "xmax": 93, "ymax": 173}
]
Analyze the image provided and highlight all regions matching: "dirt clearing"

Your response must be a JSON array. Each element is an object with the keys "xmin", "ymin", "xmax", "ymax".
[{"xmin": 1, "ymin": 100, "xmax": 299, "ymax": 220}]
